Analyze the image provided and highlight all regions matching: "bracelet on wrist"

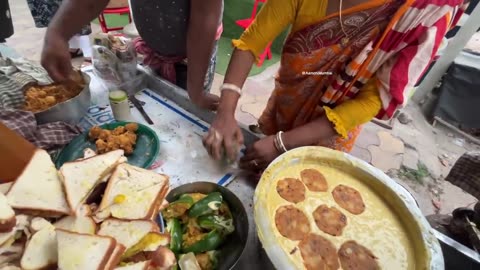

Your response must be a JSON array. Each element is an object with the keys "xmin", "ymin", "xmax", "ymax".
[
  {"xmin": 274, "ymin": 131, "xmax": 288, "ymax": 153},
  {"xmin": 220, "ymin": 83, "xmax": 242, "ymax": 96}
]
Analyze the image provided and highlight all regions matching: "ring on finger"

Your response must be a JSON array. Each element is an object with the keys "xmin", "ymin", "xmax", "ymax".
[{"xmin": 251, "ymin": 160, "xmax": 259, "ymax": 167}]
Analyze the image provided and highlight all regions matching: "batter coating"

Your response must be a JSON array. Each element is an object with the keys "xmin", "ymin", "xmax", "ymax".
[
  {"xmin": 276, "ymin": 178, "xmax": 306, "ymax": 203},
  {"xmin": 275, "ymin": 205, "xmax": 310, "ymax": 240},
  {"xmin": 332, "ymin": 184, "xmax": 366, "ymax": 215}
]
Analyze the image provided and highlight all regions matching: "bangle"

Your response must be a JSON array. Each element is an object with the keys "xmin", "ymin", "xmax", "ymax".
[
  {"xmin": 221, "ymin": 83, "xmax": 242, "ymax": 96},
  {"xmin": 273, "ymin": 134, "xmax": 282, "ymax": 153},
  {"xmin": 275, "ymin": 131, "xmax": 288, "ymax": 153}
]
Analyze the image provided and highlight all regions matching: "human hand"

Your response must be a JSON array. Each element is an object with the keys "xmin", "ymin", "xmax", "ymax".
[
  {"xmin": 203, "ymin": 114, "xmax": 243, "ymax": 161},
  {"xmin": 41, "ymin": 31, "xmax": 73, "ymax": 82},
  {"xmin": 239, "ymin": 136, "xmax": 280, "ymax": 171},
  {"xmin": 189, "ymin": 90, "xmax": 220, "ymax": 111}
]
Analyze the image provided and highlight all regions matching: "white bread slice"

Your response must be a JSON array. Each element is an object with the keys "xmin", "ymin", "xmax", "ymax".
[
  {"xmin": 104, "ymin": 243, "xmax": 127, "ymax": 270},
  {"xmin": 115, "ymin": 261, "xmax": 151, "ymax": 270},
  {"xmin": 30, "ymin": 217, "xmax": 52, "ymax": 233},
  {"xmin": 54, "ymin": 205, "xmax": 96, "ymax": 234},
  {"xmin": 56, "ymin": 229, "xmax": 117, "ymax": 270},
  {"xmin": 20, "ymin": 223, "xmax": 57, "ymax": 270},
  {"xmin": 0, "ymin": 182, "xmax": 13, "ymax": 195},
  {"xmin": 60, "ymin": 149, "xmax": 125, "ymax": 212},
  {"xmin": 0, "ymin": 232, "xmax": 17, "ymax": 254},
  {"xmin": 6, "ymin": 149, "xmax": 71, "ymax": 217},
  {"xmin": 98, "ymin": 219, "xmax": 159, "ymax": 251},
  {"xmin": 83, "ymin": 148, "xmax": 97, "ymax": 159},
  {"xmin": 97, "ymin": 164, "xmax": 169, "ymax": 220},
  {"xmin": 0, "ymin": 193, "xmax": 16, "ymax": 233}
]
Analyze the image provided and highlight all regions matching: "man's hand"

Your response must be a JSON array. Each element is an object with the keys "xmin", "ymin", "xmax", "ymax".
[
  {"xmin": 189, "ymin": 92, "xmax": 220, "ymax": 111},
  {"xmin": 41, "ymin": 31, "xmax": 73, "ymax": 82}
]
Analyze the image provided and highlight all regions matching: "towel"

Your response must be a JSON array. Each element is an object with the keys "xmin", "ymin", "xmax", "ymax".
[{"xmin": 0, "ymin": 54, "xmax": 81, "ymax": 151}]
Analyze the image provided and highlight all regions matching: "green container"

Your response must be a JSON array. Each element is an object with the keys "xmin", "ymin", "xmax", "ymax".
[{"xmin": 55, "ymin": 121, "xmax": 160, "ymax": 169}]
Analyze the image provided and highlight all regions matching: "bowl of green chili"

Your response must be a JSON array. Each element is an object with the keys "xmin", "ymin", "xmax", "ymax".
[{"xmin": 161, "ymin": 182, "xmax": 249, "ymax": 270}]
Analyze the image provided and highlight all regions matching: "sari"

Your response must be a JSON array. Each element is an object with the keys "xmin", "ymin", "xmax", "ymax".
[{"xmin": 258, "ymin": 0, "xmax": 465, "ymax": 152}]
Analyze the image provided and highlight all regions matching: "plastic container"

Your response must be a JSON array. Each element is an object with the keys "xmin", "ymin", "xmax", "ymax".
[{"xmin": 109, "ymin": 90, "xmax": 131, "ymax": 121}]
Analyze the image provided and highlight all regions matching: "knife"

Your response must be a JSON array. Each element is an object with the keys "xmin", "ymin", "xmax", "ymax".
[{"xmin": 129, "ymin": 95, "xmax": 154, "ymax": 125}]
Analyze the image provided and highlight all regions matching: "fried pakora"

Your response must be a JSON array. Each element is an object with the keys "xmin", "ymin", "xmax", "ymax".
[
  {"xmin": 23, "ymin": 77, "xmax": 85, "ymax": 112},
  {"xmin": 88, "ymin": 123, "xmax": 138, "ymax": 155}
]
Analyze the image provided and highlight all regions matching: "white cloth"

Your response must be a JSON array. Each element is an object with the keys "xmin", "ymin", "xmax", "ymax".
[{"xmin": 69, "ymin": 35, "xmax": 92, "ymax": 58}]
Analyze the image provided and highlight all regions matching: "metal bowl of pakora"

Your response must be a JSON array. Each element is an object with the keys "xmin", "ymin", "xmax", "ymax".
[
  {"xmin": 163, "ymin": 182, "xmax": 249, "ymax": 270},
  {"xmin": 25, "ymin": 71, "xmax": 91, "ymax": 125}
]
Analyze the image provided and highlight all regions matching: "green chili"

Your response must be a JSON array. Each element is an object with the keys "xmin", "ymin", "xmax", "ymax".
[
  {"xmin": 197, "ymin": 215, "xmax": 235, "ymax": 235},
  {"xmin": 182, "ymin": 230, "xmax": 224, "ymax": 253},
  {"xmin": 188, "ymin": 192, "xmax": 223, "ymax": 218},
  {"xmin": 163, "ymin": 194, "xmax": 195, "ymax": 219},
  {"xmin": 166, "ymin": 218, "xmax": 182, "ymax": 254}
]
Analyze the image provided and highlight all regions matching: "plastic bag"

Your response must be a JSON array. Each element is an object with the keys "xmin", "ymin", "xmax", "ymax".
[{"xmin": 91, "ymin": 34, "xmax": 138, "ymax": 95}]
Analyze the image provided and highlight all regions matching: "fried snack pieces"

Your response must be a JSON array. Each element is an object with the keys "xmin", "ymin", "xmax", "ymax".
[
  {"xmin": 274, "ymin": 205, "xmax": 310, "ymax": 241},
  {"xmin": 89, "ymin": 123, "xmax": 138, "ymax": 155},
  {"xmin": 332, "ymin": 185, "xmax": 366, "ymax": 215},
  {"xmin": 276, "ymin": 178, "xmax": 306, "ymax": 203},
  {"xmin": 24, "ymin": 72, "xmax": 85, "ymax": 112},
  {"xmin": 300, "ymin": 169, "xmax": 328, "ymax": 192},
  {"xmin": 338, "ymin": 241, "xmax": 379, "ymax": 270},
  {"xmin": 313, "ymin": 205, "xmax": 347, "ymax": 236},
  {"xmin": 299, "ymin": 233, "xmax": 340, "ymax": 270}
]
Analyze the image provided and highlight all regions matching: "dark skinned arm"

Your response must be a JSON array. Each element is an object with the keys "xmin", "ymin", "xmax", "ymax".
[
  {"xmin": 187, "ymin": 0, "xmax": 223, "ymax": 110},
  {"xmin": 41, "ymin": 0, "xmax": 109, "ymax": 81},
  {"xmin": 48, "ymin": 0, "xmax": 109, "ymax": 41}
]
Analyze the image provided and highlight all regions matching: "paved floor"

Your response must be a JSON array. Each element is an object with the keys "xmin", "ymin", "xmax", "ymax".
[{"xmin": 6, "ymin": 0, "xmax": 479, "ymax": 216}]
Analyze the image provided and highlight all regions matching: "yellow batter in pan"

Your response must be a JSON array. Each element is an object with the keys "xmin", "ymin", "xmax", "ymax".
[{"xmin": 255, "ymin": 147, "xmax": 436, "ymax": 270}]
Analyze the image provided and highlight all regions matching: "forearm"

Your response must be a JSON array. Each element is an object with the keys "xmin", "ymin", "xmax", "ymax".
[
  {"xmin": 187, "ymin": 0, "xmax": 222, "ymax": 98},
  {"xmin": 282, "ymin": 114, "xmax": 337, "ymax": 150},
  {"xmin": 217, "ymin": 49, "xmax": 255, "ymax": 116},
  {"xmin": 47, "ymin": 0, "xmax": 109, "ymax": 40}
]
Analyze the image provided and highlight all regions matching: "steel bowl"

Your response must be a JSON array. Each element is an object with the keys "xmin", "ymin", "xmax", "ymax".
[
  {"xmin": 34, "ymin": 72, "xmax": 91, "ymax": 125},
  {"xmin": 165, "ymin": 182, "xmax": 249, "ymax": 270}
]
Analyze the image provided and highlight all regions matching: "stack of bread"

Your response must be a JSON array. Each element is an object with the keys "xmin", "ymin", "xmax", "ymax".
[{"xmin": 0, "ymin": 148, "xmax": 174, "ymax": 270}]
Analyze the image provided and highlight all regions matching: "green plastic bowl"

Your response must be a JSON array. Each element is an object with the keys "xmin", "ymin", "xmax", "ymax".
[{"xmin": 55, "ymin": 121, "xmax": 160, "ymax": 169}]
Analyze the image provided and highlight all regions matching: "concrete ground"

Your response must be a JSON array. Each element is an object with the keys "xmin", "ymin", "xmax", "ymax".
[{"xmin": 6, "ymin": 0, "xmax": 479, "ymax": 216}]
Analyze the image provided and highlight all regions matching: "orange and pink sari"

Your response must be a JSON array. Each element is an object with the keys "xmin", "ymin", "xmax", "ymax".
[{"xmin": 258, "ymin": 0, "xmax": 465, "ymax": 152}]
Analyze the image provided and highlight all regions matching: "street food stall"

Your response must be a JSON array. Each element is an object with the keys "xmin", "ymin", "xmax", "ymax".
[{"xmin": 0, "ymin": 43, "xmax": 479, "ymax": 269}]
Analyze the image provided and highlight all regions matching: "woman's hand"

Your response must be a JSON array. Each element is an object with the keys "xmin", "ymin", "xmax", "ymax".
[
  {"xmin": 239, "ymin": 136, "xmax": 280, "ymax": 171},
  {"xmin": 203, "ymin": 114, "xmax": 243, "ymax": 161}
]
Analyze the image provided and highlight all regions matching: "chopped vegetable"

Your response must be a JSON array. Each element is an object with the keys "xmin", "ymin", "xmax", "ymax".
[
  {"xmin": 188, "ymin": 193, "xmax": 208, "ymax": 203},
  {"xmin": 196, "ymin": 251, "xmax": 219, "ymax": 270},
  {"xmin": 198, "ymin": 215, "xmax": 234, "ymax": 235},
  {"xmin": 178, "ymin": 252, "xmax": 202, "ymax": 270},
  {"xmin": 182, "ymin": 230, "xmax": 224, "ymax": 253},
  {"xmin": 167, "ymin": 218, "xmax": 182, "ymax": 254},
  {"xmin": 188, "ymin": 192, "xmax": 223, "ymax": 218},
  {"xmin": 163, "ymin": 194, "xmax": 195, "ymax": 219}
]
